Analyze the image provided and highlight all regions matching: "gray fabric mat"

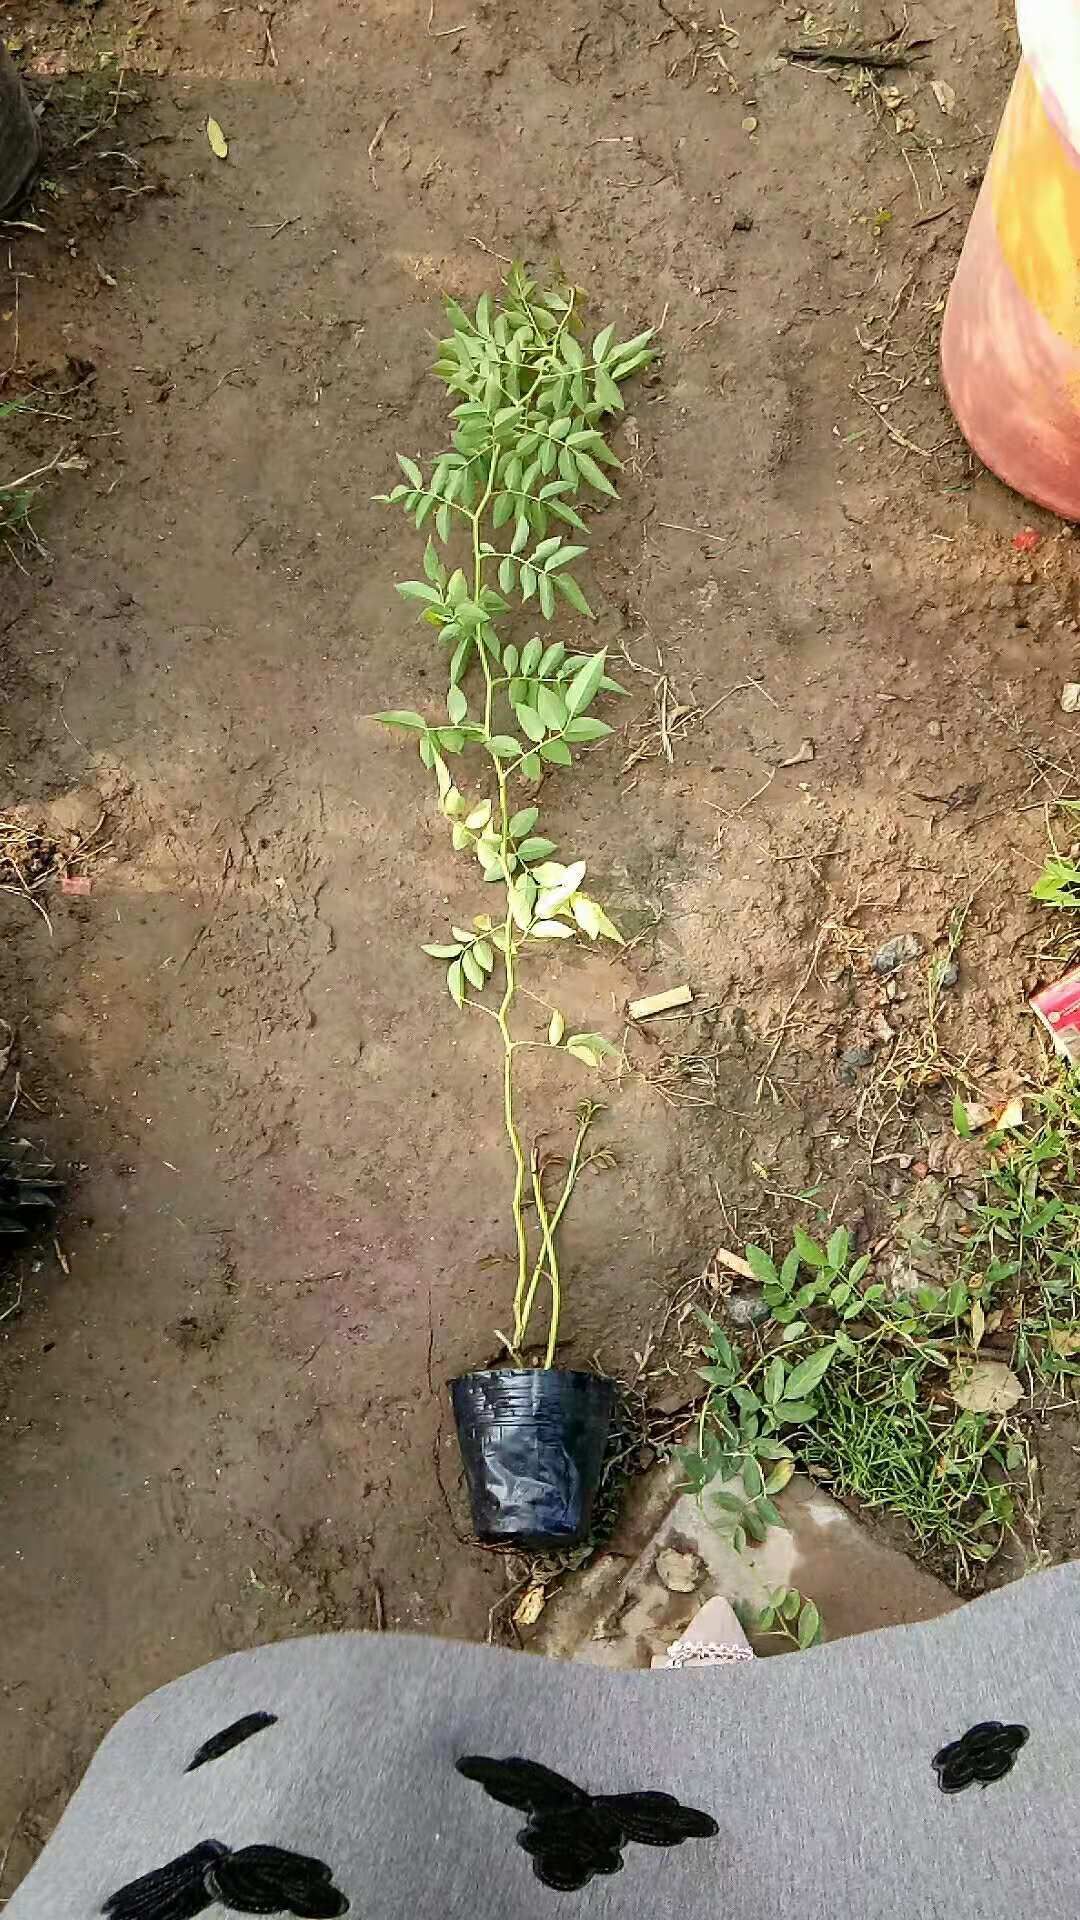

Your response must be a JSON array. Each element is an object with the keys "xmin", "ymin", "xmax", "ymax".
[{"xmin": 10, "ymin": 1561, "xmax": 1077, "ymax": 1918}]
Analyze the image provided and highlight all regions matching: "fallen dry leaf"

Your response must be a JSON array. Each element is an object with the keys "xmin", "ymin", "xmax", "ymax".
[
  {"xmin": 512, "ymin": 1585, "xmax": 548, "ymax": 1628},
  {"xmin": 1062, "ymin": 684, "xmax": 1080, "ymax": 715},
  {"xmin": 994, "ymin": 1095, "xmax": 1025, "ymax": 1131},
  {"xmin": 206, "ymin": 115, "xmax": 229, "ymax": 159},
  {"xmin": 656, "ymin": 1548, "xmax": 704, "ymax": 1594},
  {"xmin": 1048, "ymin": 1328, "xmax": 1080, "ymax": 1356},
  {"xmin": 931, "ymin": 78, "xmax": 956, "ymax": 115},
  {"xmin": 949, "ymin": 1357, "xmax": 1023, "ymax": 1414}
]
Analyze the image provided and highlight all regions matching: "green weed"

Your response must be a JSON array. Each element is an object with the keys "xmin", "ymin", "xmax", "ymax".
[{"xmin": 682, "ymin": 1223, "xmax": 1028, "ymax": 1584}]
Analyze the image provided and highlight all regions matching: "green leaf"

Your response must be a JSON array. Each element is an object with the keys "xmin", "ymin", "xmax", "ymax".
[
  {"xmin": 610, "ymin": 327, "xmax": 655, "ymax": 367},
  {"xmin": 744, "ymin": 1244, "xmax": 778, "ymax": 1287},
  {"xmin": 592, "ymin": 322, "xmax": 615, "ymax": 363},
  {"xmin": 498, "ymin": 557, "xmax": 515, "ymax": 594},
  {"xmin": 514, "ymin": 703, "xmax": 547, "ymax": 743},
  {"xmin": 522, "ymin": 752, "xmax": 542, "ymax": 781},
  {"xmin": 560, "ymin": 332, "xmax": 584, "ymax": 369},
  {"xmin": 539, "ymin": 574, "xmax": 556, "ymax": 620},
  {"xmin": 423, "ymin": 540, "xmax": 445, "ymax": 585},
  {"xmin": 553, "ymin": 573, "xmax": 594, "ymax": 618},
  {"xmin": 794, "ymin": 1227, "xmax": 826, "ymax": 1267},
  {"xmin": 797, "ymin": 1600, "xmax": 821, "ymax": 1649},
  {"xmin": 710, "ymin": 1491, "xmax": 748, "ymax": 1517},
  {"xmin": 566, "ymin": 1033, "xmax": 614, "ymax": 1067},
  {"xmin": 548, "ymin": 1009, "xmax": 565, "ymax": 1045},
  {"xmin": 473, "ymin": 940, "xmax": 494, "ymax": 971},
  {"xmin": 487, "ymin": 735, "xmax": 521, "ymax": 758},
  {"xmin": 517, "ymin": 836, "xmax": 557, "ymax": 862},
  {"xmin": 564, "ymin": 717, "xmax": 612, "ymax": 743},
  {"xmin": 765, "ymin": 1459, "xmax": 795, "ymax": 1495},
  {"xmin": 375, "ymin": 710, "xmax": 428, "ymax": 731},
  {"xmin": 574, "ymin": 450, "xmax": 619, "ymax": 497},
  {"xmin": 953, "ymin": 1093, "xmax": 972, "ymax": 1139},
  {"xmin": 594, "ymin": 367, "xmax": 624, "ymax": 411},
  {"xmin": 764, "ymin": 1356, "xmax": 786, "ymax": 1406},
  {"xmin": 510, "ymin": 807, "xmax": 539, "ymax": 838},
  {"xmin": 531, "ymin": 920, "xmax": 575, "ymax": 939},
  {"xmin": 511, "ymin": 515, "xmax": 530, "ymax": 555},
  {"xmin": 826, "ymin": 1226, "xmax": 850, "ymax": 1271},
  {"xmin": 785, "ymin": 1345, "xmax": 837, "ymax": 1399},
  {"xmin": 422, "ymin": 943, "xmax": 463, "ymax": 959},
  {"xmin": 521, "ymin": 637, "xmax": 543, "ymax": 674},
  {"xmin": 565, "ymin": 651, "xmax": 607, "ymax": 717},
  {"xmin": 462, "ymin": 949, "xmax": 485, "ymax": 991},
  {"xmin": 396, "ymin": 580, "xmax": 445, "ymax": 607},
  {"xmin": 447, "ymin": 959, "xmax": 465, "ymax": 1007},
  {"xmin": 397, "ymin": 454, "xmax": 423, "ymax": 486},
  {"xmin": 447, "ymin": 686, "xmax": 468, "ymax": 725},
  {"xmin": 520, "ymin": 564, "xmax": 538, "ymax": 603},
  {"xmin": 540, "ymin": 739, "xmax": 572, "ymax": 766},
  {"xmin": 773, "ymin": 1398, "xmax": 819, "ymax": 1424}
]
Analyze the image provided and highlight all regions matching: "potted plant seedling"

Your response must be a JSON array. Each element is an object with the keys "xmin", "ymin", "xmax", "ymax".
[{"xmin": 375, "ymin": 265, "xmax": 654, "ymax": 1549}]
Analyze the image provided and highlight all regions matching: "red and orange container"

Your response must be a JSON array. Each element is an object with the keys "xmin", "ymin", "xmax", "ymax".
[{"xmin": 942, "ymin": 2, "xmax": 1080, "ymax": 518}]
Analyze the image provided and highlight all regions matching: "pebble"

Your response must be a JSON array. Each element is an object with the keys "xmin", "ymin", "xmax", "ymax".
[
  {"xmin": 939, "ymin": 959, "xmax": 959, "ymax": 988},
  {"xmin": 927, "ymin": 719, "xmax": 943, "ymax": 740},
  {"xmin": 873, "ymin": 932, "xmax": 921, "ymax": 975},
  {"xmin": 838, "ymin": 1043, "xmax": 874, "ymax": 1085},
  {"xmin": 656, "ymin": 1548, "xmax": 705, "ymax": 1594},
  {"xmin": 725, "ymin": 1289, "xmax": 771, "ymax": 1328}
]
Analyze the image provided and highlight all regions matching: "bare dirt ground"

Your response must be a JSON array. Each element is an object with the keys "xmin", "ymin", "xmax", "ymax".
[{"xmin": 2, "ymin": 0, "xmax": 1075, "ymax": 1877}]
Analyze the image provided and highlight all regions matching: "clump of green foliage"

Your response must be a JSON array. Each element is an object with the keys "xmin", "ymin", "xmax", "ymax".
[
  {"xmin": 682, "ymin": 1222, "xmax": 1025, "ymax": 1586},
  {"xmin": 375, "ymin": 265, "xmax": 654, "ymax": 1364}
]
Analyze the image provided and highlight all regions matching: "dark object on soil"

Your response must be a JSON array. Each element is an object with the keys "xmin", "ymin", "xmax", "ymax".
[
  {"xmin": 873, "ymin": 932, "xmax": 920, "ymax": 975},
  {"xmin": 781, "ymin": 43, "xmax": 922, "ymax": 70},
  {"xmin": 838, "ymin": 1042, "xmax": 874, "ymax": 1084},
  {"xmin": 451, "ymin": 1367, "xmax": 615, "ymax": 1549},
  {"xmin": 0, "ymin": 46, "xmax": 40, "ymax": 215},
  {"xmin": 932, "ymin": 1721, "xmax": 1028, "ymax": 1794},
  {"xmin": 0, "ymin": 1159, "xmax": 61, "ymax": 1238},
  {"xmin": 725, "ymin": 1288, "xmax": 770, "ymax": 1328}
]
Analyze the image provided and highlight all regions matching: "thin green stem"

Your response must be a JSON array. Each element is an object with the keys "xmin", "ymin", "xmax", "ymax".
[
  {"xmin": 468, "ymin": 446, "xmax": 534, "ymax": 1350},
  {"xmin": 531, "ymin": 1149, "xmax": 562, "ymax": 1369},
  {"xmin": 517, "ymin": 1104, "xmax": 597, "ymax": 1352}
]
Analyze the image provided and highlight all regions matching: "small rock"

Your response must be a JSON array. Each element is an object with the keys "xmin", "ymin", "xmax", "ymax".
[
  {"xmin": 741, "ymin": 115, "xmax": 758, "ymax": 132},
  {"xmin": 1061, "ymin": 683, "xmax": 1080, "ymax": 714},
  {"xmin": 656, "ymin": 1548, "xmax": 705, "ymax": 1595},
  {"xmin": 927, "ymin": 719, "xmax": 943, "ymax": 740},
  {"xmin": 939, "ymin": 959, "xmax": 959, "ymax": 988},
  {"xmin": 873, "ymin": 933, "xmax": 920, "ymax": 975},
  {"xmin": 838, "ymin": 1043, "xmax": 874, "ymax": 1085},
  {"xmin": 732, "ymin": 210, "xmax": 754, "ymax": 231},
  {"xmin": 725, "ymin": 1288, "xmax": 771, "ymax": 1328}
]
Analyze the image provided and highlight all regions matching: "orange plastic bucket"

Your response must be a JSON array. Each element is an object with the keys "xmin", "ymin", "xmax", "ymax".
[{"xmin": 941, "ymin": 6, "xmax": 1080, "ymax": 518}]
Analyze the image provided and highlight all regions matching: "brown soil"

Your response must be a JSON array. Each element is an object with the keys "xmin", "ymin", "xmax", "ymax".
[{"xmin": 0, "ymin": 0, "xmax": 1074, "ymax": 1878}]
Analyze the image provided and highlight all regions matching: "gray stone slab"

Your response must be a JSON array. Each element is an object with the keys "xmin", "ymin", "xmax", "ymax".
[{"xmin": 535, "ymin": 1468, "xmax": 962, "ymax": 1668}]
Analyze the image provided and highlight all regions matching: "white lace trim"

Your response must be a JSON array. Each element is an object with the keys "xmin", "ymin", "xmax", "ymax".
[{"xmin": 661, "ymin": 1638, "xmax": 755, "ymax": 1669}]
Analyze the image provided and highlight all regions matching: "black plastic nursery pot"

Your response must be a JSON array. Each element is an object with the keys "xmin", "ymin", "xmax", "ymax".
[{"xmin": 450, "ymin": 1367, "xmax": 616, "ymax": 1549}]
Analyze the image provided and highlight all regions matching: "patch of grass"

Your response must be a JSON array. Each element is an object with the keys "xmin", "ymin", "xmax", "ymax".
[
  {"xmin": 682, "ymin": 1223, "xmax": 1028, "ymax": 1585},
  {"xmin": 954, "ymin": 1075, "xmax": 1080, "ymax": 1385}
]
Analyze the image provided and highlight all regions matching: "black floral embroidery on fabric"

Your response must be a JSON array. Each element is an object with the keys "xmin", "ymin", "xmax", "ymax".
[
  {"xmin": 102, "ymin": 1839, "xmax": 348, "ymax": 1918},
  {"xmin": 185, "ymin": 1712, "xmax": 278, "ymax": 1772},
  {"xmin": 456, "ymin": 1755, "xmax": 718, "ymax": 1891},
  {"xmin": 932, "ymin": 1721, "xmax": 1029, "ymax": 1794}
]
